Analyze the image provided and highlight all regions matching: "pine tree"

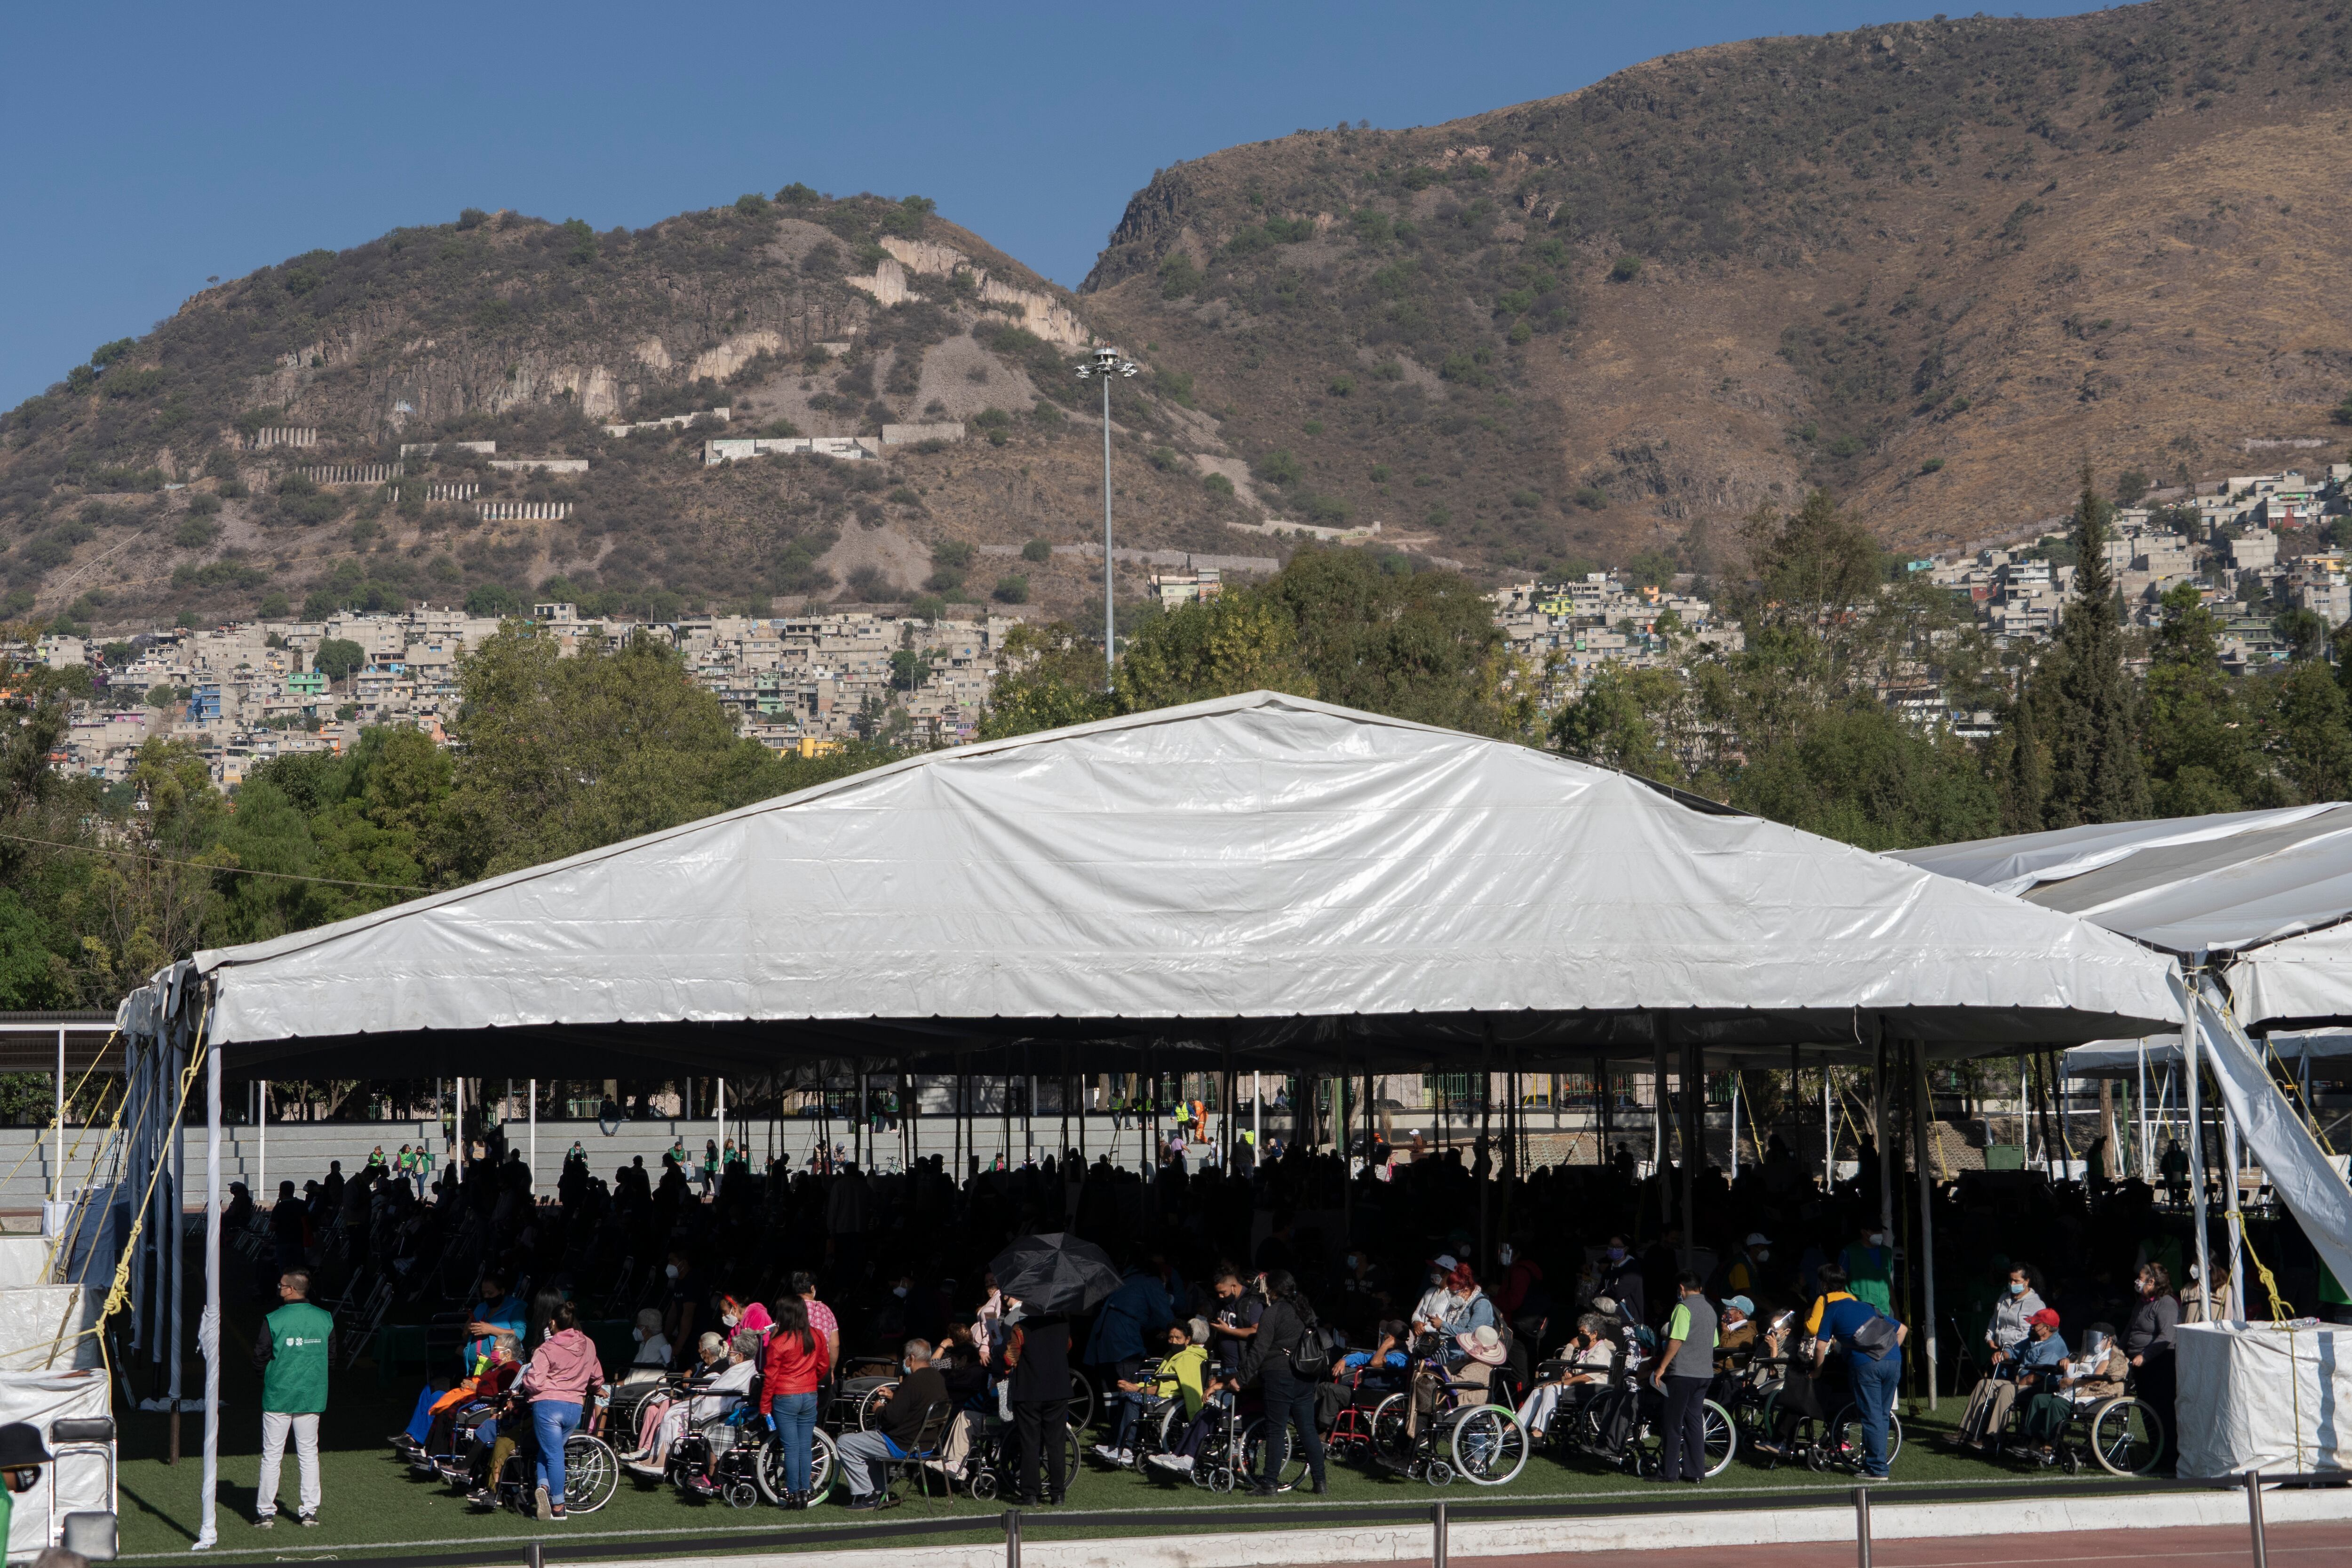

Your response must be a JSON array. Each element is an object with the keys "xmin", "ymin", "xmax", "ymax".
[
  {"xmin": 2039, "ymin": 467, "xmax": 2152, "ymax": 828},
  {"xmin": 1999, "ymin": 670, "xmax": 2047, "ymax": 833}
]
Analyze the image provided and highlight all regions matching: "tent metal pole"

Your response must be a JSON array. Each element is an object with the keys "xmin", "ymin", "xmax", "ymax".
[
  {"xmin": 1595, "ymin": 1056, "xmax": 1608, "ymax": 1167},
  {"xmin": 53, "ymin": 1024, "xmax": 63, "ymax": 1210},
  {"xmin": 716, "ymin": 1077, "xmax": 725, "ymax": 1171},
  {"xmin": 1730, "ymin": 1071, "xmax": 1740, "ymax": 1179},
  {"xmin": 1252, "ymin": 1072, "xmax": 1261, "ymax": 1162},
  {"xmin": 2185, "ymin": 962, "xmax": 2213, "ymax": 1321},
  {"xmin": 1823, "ymin": 1068, "xmax": 1833, "ymax": 1184},
  {"xmin": 1875, "ymin": 1036, "xmax": 1894, "ymax": 1286},
  {"xmin": 1680, "ymin": 1035, "xmax": 1699, "ymax": 1268},
  {"xmin": 258, "ymin": 1079, "xmax": 267, "ymax": 1210},
  {"xmin": 170, "ymin": 1029, "xmax": 185, "ymax": 1460},
  {"xmin": 1478, "ymin": 1030, "xmax": 1492, "ymax": 1267},
  {"xmin": 2220, "ymin": 1077, "xmax": 2248, "ymax": 1320},
  {"xmin": 196, "ymin": 1017, "xmax": 222, "ymax": 1547},
  {"xmin": 1910, "ymin": 1039, "xmax": 1939, "ymax": 1410},
  {"xmin": 2137, "ymin": 1043, "xmax": 2151, "ymax": 1183},
  {"xmin": 1653, "ymin": 1036, "xmax": 1669, "ymax": 1224},
  {"xmin": 529, "ymin": 1079, "xmax": 538, "ymax": 1188},
  {"xmin": 454, "ymin": 1075, "xmax": 464, "ymax": 1186}
]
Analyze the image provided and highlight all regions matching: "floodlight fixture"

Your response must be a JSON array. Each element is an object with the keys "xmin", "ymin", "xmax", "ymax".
[{"xmin": 1075, "ymin": 346, "xmax": 1141, "ymax": 675}]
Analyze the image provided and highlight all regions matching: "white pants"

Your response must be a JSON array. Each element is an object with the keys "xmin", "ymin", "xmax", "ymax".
[{"xmin": 258, "ymin": 1411, "xmax": 321, "ymax": 1518}]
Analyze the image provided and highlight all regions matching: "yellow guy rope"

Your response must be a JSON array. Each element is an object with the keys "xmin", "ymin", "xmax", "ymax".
[
  {"xmin": 0, "ymin": 1030, "xmax": 120, "ymax": 1192},
  {"xmin": 0, "ymin": 1013, "xmax": 210, "ymax": 1372}
]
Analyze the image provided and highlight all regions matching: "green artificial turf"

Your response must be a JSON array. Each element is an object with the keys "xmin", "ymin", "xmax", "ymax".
[{"xmin": 112, "ymin": 1363, "xmax": 2128, "ymax": 1566}]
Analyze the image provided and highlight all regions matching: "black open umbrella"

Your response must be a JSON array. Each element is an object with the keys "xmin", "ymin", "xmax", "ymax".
[{"xmin": 987, "ymin": 1232, "xmax": 1121, "ymax": 1314}]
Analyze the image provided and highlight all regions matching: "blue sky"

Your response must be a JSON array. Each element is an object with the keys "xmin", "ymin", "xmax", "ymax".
[{"xmin": 1, "ymin": 0, "xmax": 2098, "ymax": 409}]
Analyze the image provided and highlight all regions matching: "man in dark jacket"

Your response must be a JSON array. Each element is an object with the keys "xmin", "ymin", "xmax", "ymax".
[
  {"xmin": 1240, "ymin": 1272, "xmax": 1327, "ymax": 1496},
  {"xmin": 1008, "ymin": 1310, "xmax": 1070, "ymax": 1504}
]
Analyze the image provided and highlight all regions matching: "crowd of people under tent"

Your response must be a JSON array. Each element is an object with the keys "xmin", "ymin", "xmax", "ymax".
[{"xmin": 206, "ymin": 1098, "xmax": 2323, "ymax": 1517}]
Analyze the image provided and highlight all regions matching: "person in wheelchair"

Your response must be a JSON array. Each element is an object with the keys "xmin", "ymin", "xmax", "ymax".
[
  {"xmin": 621, "ymin": 1330, "xmax": 726, "ymax": 1463},
  {"xmin": 1337, "ymin": 1321, "xmax": 1410, "ymax": 1386},
  {"xmin": 395, "ymin": 1330, "xmax": 519, "ymax": 1470},
  {"xmin": 1516, "ymin": 1314, "xmax": 1617, "ymax": 1440},
  {"xmin": 2018, "ymin": 1322, "xmax": 2125, "ymax": 1460},
  {"xmin": 627, "ymin": 1331, "xmax": 756, "ymax": 1487}
]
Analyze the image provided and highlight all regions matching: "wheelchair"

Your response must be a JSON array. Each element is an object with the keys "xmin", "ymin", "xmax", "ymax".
[
  {"xmin": 955, "ymin": 1409, "xmax": 1083, "ymax": 1501},
  {"xmin": 1363, "ymin": 1346, "xmax": 1531, "ymax": 1486},
  {"xmin": 446, "ymin": 1391, "xmax": 621, "ymax": 1515},
  {"xmin": 1549, "ymin": 1338, "xmax": 1733, "ymax": 1480},
  {"xmin": 1992, "ymin": 1378, "xmax": 2164, "ymax": 1476}
]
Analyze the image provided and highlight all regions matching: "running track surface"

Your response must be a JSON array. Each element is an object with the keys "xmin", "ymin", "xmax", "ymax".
[{"xmin": 1400, "ymin": 1521, "xmax": 2327, "ymax": 1568}]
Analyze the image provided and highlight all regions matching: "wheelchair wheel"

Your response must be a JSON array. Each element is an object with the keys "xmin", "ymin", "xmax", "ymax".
[
  {"xmin": 725, "ymin": 1478, "xmax": 760, "ymax": 1508},
  {"xmin": 1147, "ymin": 1401, "xmax": 1186, "ymax": 1458},
  {"xmin": 1240, "ymin": 1417, "xmax": 1308, "ymax": 1492},
  {"xmin": 1425, "ymin": 1458, "xmax": 1454, "ymax": 1486},
  {"xmin": 1206, "ymin": 1464, "xmax": 1237, "ymax": 1493},
  {"xmin": 856, "ymin": 1383, "xmax": 897, "ymax": 1431},
  {"xmin": 1826, "ymin": 1405, "xmax": 1903, "ymax": 1472},
  {"xmin": 754, "ymin": 1430, "xmax": 834, "ymax": 1505},
  {"xmin": 1069, "ymin": 1369, "xmax": 1097, "ymax": 1432},
  {"xmin": 2089, "ymin": 1397, "xmax": 2164, "ymax": 1476},
  {"xmin": 563, "ymin": 1433, "xmax": 620, "ymax": 1515},
  {"xmin": 970, "ymin": 1469, "xmax": 999, "ymax": 1501},
  {"xmin": 1701, "ymin": 1400, "xmax": 1737, "ymax": 1479},
  {"xmin": 1369, "ymin": 1392, "xmax": 1410, "ymax": 1459},
  {"xmin": 1447, "ymin": 1406, "xmax": 1529, "ymax": 1486}
]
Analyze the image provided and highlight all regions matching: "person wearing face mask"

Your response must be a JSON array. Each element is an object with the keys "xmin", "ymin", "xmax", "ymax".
[
  {"xmin": 1951, "ymin": 1261, "xmax": 2048, "ymax": 1447},
  {"xmin": 2121, "ymin": 1261, "xmax": 2177, "ymax": 1464},
  {"xmin": 1516, "ymin": 1314, "xmax": 1617, "ymax": 1439},
  {"xmin": 1593, "ymin": 1236, "xmax": 1645, "ymax": 1329},
  {"xmin": 461, "ymin": 1269, "xmax": 525, "ymax": 1375},
  {"xmin": 1838, "ymin": 1225, "xmax": 1894, "ymax": 1316},
  {"xmin": 1410, "ymin": 1256, "xmax": 1459, "ymax": 1342},
  {"xmin": 629, "ymin": 1307, "xmax": 672, "ymax": 1371},
  {"xmin": 0, "ymin": 1424, "xmax": 53, "ymax": 1547}
]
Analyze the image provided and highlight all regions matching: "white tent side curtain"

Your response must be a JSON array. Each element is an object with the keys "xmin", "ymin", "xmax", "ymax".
[{"xmin": 124, "ymin": 693, "xmax": 2185, "ymax": 1069}]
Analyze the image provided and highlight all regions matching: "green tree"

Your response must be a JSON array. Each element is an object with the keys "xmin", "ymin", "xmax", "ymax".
[
  {"xmin": 2037, "ymin": 469, "xmax": 2150, "ymax": 828},
  {"xmin": 1551, "ymin": 665, "xmax": 1691, "ymax": 783},
  {"xmin": 1729, "ymin": 703, "xmax": 1999, "ymax": 851},
  {"xmin": 2141, "ymin": 583, "xmax": 2270, "ymax": 815},
  {"xmin": 2264, "ymin": 663, "xmax": 2352, "ymax": 806},
  {"xmin": 313, "ymin": 637, "xmax": 366, "ymax": 686},
  {"xmin": 1113, "ymin": 593, "xmax": 1315, "ymax": 712},
  {"xmin": 437, "ymin": 627, "xmax": 786, "ymax": 880}
]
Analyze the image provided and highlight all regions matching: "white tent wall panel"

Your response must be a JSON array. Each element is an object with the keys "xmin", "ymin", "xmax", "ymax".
[
  {"xmin": 0, "ymin": 1367, "xmax": 110, "ymax": 1558},
  {"xmin": 2178, "ymin": 1321, "xmax": 2352, "ymax": 1475}
]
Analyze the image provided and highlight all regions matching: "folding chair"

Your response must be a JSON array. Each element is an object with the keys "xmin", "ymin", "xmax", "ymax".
[{"xmin": 882, "ymin": 1402, "xmax": 954, "ymax": 1507}]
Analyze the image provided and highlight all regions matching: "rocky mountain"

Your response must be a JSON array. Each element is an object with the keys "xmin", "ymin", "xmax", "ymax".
[
  {"xmin": 1083, "ymin": 0, "xmax": 2352, "ymax": 580},
  {"xmin": 8, "ymin": 0, "xmax": 2352, "ymax": 631}
]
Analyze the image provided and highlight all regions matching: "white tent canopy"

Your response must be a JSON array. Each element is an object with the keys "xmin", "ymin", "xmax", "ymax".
[
  {"xmin": 2065, "ymin": 1030, "xmax": 2352, "ymax": 1078},
  {"xmin": 118, "ymin": 691, "xmax": 2200, "ymax": 1547},
  {"xmin": 1895, "ymin": 805, "xmax": 2352, "ymax": 1029},
  {"xmin": 129, "ymin": 692, "xmax": 2185, "ymax": 1073}
]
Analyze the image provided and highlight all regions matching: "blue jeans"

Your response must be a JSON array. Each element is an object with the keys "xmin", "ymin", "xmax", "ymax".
[
  {"xmin": 1847, "ymin": 1351, "xmax": 1901, "ymax": 1478},
  {"xmin": 531, "ymin": 1399, "xmax": 581, "ymax": 1501},
  {"xmin": 403, "ymin": 1385, "xmax": 438, "ymax": 1445},
  {"xmin": 771, "ymin": 1392, "xmax": 818, "ymax": 1494}
]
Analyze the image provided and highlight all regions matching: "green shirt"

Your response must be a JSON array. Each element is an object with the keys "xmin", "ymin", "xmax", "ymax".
[{"xmin": 262, "ymin": 1301, "xmax": 334, "ymax": 1414}]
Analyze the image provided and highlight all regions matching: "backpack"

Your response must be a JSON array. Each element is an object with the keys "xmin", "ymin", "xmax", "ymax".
[
  {"xmin": 1288, "ymin": 1307, "xmax": 1332, "ymax": 1376},
  {"xmin": 1850, "ymin": 1307, "xmax": 1902, "ymax": 1359}
]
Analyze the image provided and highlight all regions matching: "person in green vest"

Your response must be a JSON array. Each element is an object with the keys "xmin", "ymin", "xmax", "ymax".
[
  {"xmin": 0, "ymin": 1423, "xmax": 51, "ymax": 1545},
  {"xmin": 1839, "ymin": 1224, "xmax": 1895, "ymax": 1315},
  {"xmin": 252, "ymin": 1267, "xmax": 333, "ymax": 1528}
]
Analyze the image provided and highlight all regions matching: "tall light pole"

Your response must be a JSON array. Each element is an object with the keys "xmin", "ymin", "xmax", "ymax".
[{"xmin": 1074, "ymin": 345, "xmax": 1138, "ymax": 677}]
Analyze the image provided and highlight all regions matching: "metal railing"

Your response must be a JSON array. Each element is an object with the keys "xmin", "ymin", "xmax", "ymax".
[{"xmin": 171, "ymin": 1466, "xmax": 2346, "ymax": 1568}]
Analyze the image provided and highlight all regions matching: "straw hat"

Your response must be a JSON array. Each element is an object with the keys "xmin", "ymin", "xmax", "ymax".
[{"xmin": 1456, "ymin": 1325, "xmax": 1506, "ymax": 1366}]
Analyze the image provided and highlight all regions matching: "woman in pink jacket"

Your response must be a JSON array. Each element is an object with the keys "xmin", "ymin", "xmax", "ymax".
[{"xmin": 517, "ymin": 1300, "xmax": 604, "ymax": 1520}]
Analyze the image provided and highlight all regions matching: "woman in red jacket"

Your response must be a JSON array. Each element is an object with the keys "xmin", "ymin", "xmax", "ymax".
[{"xmin": 761, "ymin": 1298, "xmax": 828, "ymax": 1507}]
